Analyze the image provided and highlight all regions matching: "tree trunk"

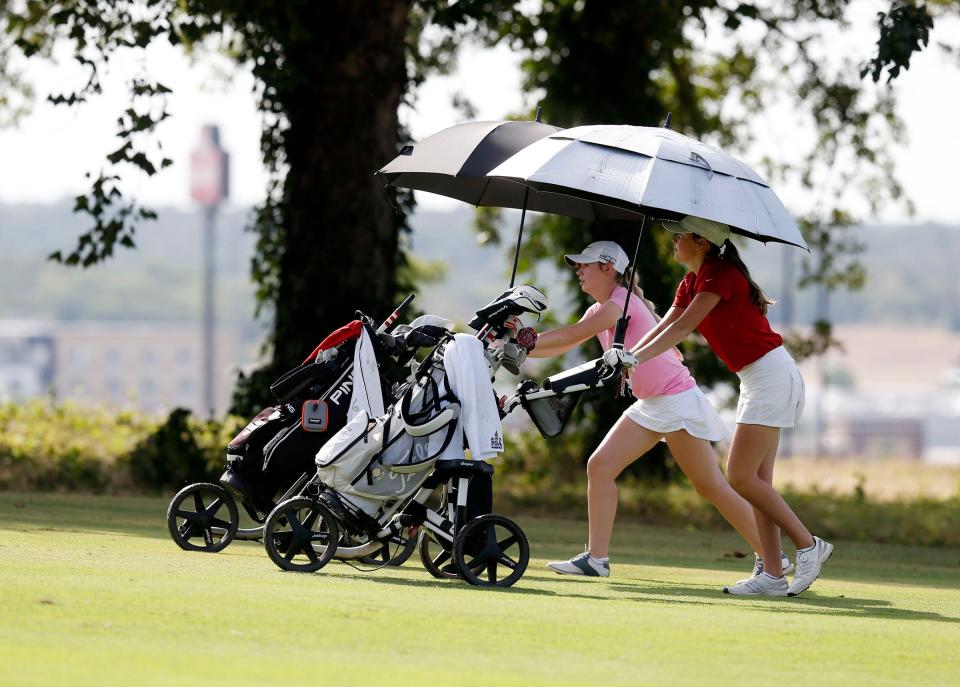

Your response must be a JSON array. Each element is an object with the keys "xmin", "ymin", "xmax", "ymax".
[{"xmin": 272, "ymin": 0, "xmax": 411, "ymax": 369}]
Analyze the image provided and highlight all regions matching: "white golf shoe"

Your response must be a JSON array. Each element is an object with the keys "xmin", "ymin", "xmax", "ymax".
[
  {"xmin": 547, "ymin": 551, "xmax": 610, "ymax": 577},
  {"xmin": 735, "ymin": 552, "xmax": 794, "ymax": 585},
  {"xmin": 723, "ymin": 572, "xmax": 788, "ymax": 596},
  {"xmin": 788, "ymin": 536, "xmax": 834, "ymax": 596}
]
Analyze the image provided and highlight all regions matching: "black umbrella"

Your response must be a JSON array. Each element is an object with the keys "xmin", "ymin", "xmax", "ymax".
[{"xmin": 377, "ymin": 115, "xmax": 554, "ymax": 287}]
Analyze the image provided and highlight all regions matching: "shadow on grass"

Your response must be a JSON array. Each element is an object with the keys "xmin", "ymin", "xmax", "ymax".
[
  {"xmin": 607, "ymin": 551, "xmax": 960, "ymax": 591},
  {"xmin": 4, "ymin": 494, "xmax": 959, "ymax": 595},
  {"xmin": 309, "ymin": 567, "xmax": 613, "ymax": 601},
  {"xmin": 268, "ymin": 567, "xmax": 960, "ymax": 625},
  {"xmin": 605, "ymin": 580, "xmax": 960, "ymax": 625}
]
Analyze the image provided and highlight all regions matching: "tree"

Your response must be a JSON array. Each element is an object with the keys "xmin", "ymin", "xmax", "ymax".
[
  {"xmin": 1, "ymin": 0, "xmax": 414, "ymax": 414},
  {"xmin": 0, "ymin": 0, "xmax": 953, "ymax": 428},
  {"xmin": 418, "ymin": 0, "xmax": 956, "ymax": 472}
]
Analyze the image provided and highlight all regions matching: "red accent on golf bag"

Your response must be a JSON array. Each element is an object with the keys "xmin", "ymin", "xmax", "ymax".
[{"xmin": 302, "ymin": 320, "xmax": 364, "ymax": 364}]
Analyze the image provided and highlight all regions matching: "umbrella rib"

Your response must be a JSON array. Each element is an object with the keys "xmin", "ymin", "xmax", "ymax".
[{"xmin": 474, "ymin": 176, "xmax": 492, "ymax": 207}]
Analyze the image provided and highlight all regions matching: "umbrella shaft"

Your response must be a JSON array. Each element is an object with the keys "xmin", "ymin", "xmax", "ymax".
[
  {"xmin": 613, "ymin": 214, "xmax": 646, "ymax": 349},
  {"xmin": 509, "ymin": 187, "xmax": 531, "ymax": 288}
]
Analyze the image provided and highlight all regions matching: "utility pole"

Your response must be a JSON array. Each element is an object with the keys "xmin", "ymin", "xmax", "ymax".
[
  {"xmin": 813, "ymin": 276, "xmax": 829, "ymax": 460},
  {"xmin": 190, "ymin": 125, "xmax": 230, "ymax": 418}
]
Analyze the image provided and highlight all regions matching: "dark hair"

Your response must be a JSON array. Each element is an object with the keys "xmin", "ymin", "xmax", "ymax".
[{"xmin": 699, "ymin": 237, "xmax": 775, "ymax": 315}]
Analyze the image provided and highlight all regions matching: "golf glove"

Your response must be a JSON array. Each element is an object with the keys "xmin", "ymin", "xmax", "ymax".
[
  {"xmin": 515, "ymin": 326, "xmax": 538, "ymax": 352},
  {"xmin": 602, "ymin": 348, "xmax": 638, "ymax": 369}
]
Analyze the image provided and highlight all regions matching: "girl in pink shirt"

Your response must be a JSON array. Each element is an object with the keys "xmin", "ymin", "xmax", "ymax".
[{"xmin": 529, "ymin": 240, "xmax": 770, "ymax": 579}]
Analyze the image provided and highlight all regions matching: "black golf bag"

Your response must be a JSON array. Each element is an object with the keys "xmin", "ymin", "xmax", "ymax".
[{"xmin": 220, "ymin": 319, "xmax": 391, "ymax": 518}]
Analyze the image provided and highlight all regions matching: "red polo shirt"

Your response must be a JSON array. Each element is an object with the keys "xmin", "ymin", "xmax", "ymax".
[{"xmin": 672, "ymin": 256, "xmax": 783, "ymax": 372}]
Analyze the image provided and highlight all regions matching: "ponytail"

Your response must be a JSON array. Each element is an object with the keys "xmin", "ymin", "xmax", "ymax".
[
  {"xmin": 706, "ymin": 239, "xmax": 775, "ymax": 315},
  {"xmin": 615, "ymin": 267, "xmax": 661, "ymax": 321}
]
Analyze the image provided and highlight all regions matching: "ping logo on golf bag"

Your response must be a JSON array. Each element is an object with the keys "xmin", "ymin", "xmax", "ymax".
[{"xmin": 328, "ymin": 377, "xmax": 354, "ymax": 407}]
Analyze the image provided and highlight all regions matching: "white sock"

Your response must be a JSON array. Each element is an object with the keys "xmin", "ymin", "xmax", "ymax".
[
  {"xmin": 762, "ymin": 572, "xmax": 784, "ymax": 581},
  {"xmin": 590, "ymin": 555, "xmax": 609, "ymax": 564}
]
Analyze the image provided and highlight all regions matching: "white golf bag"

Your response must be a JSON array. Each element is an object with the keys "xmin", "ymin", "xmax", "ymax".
[{"xmin": 314, "ymin": 361, "xmax": 461, "ymax": 519}]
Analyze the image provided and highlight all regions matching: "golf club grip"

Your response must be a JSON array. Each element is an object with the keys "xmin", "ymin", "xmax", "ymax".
[
  {"xmin": 612, "ymin": 315, "xmax": 630, "ymax": 350},
  {"xmin": 377, "ymin": 293, "xmax": 416, "ymax": 333}
]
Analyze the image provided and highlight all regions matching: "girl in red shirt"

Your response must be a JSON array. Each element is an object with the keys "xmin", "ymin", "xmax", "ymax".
[{"xmin": 631, "ymin": 219, "xmax": 833, "ymax": 597}]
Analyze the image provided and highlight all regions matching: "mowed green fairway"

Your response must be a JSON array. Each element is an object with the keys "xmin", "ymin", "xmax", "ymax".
[{"xmin": 1, "ymin": 492, "xmax": 958, "ymax": 687}]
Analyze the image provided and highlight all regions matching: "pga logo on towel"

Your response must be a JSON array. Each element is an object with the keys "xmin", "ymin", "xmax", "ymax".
[{"xmin": 490, "ymin": 431, "xmax": 503, "ymax": 451}]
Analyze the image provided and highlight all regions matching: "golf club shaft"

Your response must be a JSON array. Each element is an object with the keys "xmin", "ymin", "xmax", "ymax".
[{"xmin": 377, "ymin": 293, "xmax": 415, "ymax": 333}]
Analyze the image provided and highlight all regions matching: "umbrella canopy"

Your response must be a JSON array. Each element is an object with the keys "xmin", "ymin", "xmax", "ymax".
[
  {"xmin": 487, "ymin": 124, "xmax": 807, "ymax": 250},
  {"xmin": 376, "ymin": 120, "xmax": 647, "ymax": 221}
]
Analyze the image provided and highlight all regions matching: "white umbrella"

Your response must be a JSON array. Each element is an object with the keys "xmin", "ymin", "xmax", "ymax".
[
  {"xmin": 376, "ymin": 118, "xmax": 651, "ymax": 287},
  {"xmin": 487, "ymin": 124, "xmax": 807, "ymax": 250}
]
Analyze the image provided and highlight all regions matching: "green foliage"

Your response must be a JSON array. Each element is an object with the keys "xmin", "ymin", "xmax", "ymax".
[
  {"xmin": 229, "ymin": 365, "xmax": 280, "ymax": 419},
  {"xmin": 127, "ymin": 408, "xmax": 228, "ymax": 492},
  {"xmin": 420, "ymin": 1, "xmax": 942, "ymax": 479},
  {"xmin": 2, "ymin": 400, "xmax": 958, "ymax": 547},
  {"xmin": 0, "ymin": 400, "xmax": 241, "ymax": 494},
  {"xmin": 862, "ymin": 1, "xmax": 935, "ymax": 82},
  {"xmin": 786, "ymin": 488, "xmax": 960, "ymax": 548},
  {"xmin": 0, "ymin": 399, "xmax": 155, "ymax": 492},
  {"xmin": 429, "ymin": 1, "xmax": 920, "ymax": 312},
  {"xmin": 5, "ymin": 1, "xmax": 960, "ymax": 490},
  {"xmin": 3, "ymin": 0, "xmax": 176, "ymax": 265},
  {"xmin": 2, "ymin": 1, "xmax": 417, "ymax": 409},
  {"xmin": 495, "ymin": 428, "xmax": 960, "ymax": 547}
]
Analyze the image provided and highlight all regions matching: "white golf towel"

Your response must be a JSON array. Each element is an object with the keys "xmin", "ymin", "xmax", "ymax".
[
  {"xmin": 442, "ymin": 333, "xmax": 504, "ymax": 461},
  {"xmin": 347, "ymin": 327, "xmax": 385, "ymax": 419}
]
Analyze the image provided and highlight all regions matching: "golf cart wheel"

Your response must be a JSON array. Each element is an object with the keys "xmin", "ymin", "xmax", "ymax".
[
  {"xmin": 453, "ymin": 514, "xmax": 529, "ymax": 588},
  {"xmin": 166, "ymin": 482, "xmax": 239, "ymax": 553},
  {"xmin": 417, "ymin": 529, "xmax": 460, "ymax": 579},
  {"xmin": 263, "ymin": 497, "xmax": 339, "ymax": 573},
  {"xmin": 359, "ymin": 527, "xmax": 419, "ymax": 567}
]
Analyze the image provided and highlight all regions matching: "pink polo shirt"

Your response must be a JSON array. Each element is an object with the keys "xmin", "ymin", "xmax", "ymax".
[{"xmin": 585, "ymin": 287, "xmax": 696, "ymax": 400}]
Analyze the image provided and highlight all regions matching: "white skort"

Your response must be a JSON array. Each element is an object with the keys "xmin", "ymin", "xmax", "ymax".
[
  {"xmin": 735, "ymin": 346, "xmax": 805, "ymax": 428},
  {"xmin": 624, "ymin": 385, "xmax": 729, "ymax": 441}
]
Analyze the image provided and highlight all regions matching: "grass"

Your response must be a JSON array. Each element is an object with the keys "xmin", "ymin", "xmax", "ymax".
[{"xmin": 1, "ymin": 491, "xmax": 959, "ymax": 687}]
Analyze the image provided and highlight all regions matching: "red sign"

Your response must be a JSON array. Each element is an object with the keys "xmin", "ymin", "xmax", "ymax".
[{"xmin": 190, "ymin": 125, "xmax": 229, "ymax": 207}]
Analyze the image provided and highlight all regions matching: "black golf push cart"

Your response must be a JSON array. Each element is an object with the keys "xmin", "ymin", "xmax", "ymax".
[{"xmin": 164, "ymin": 296, "xmax": 423, "ymax": 559}]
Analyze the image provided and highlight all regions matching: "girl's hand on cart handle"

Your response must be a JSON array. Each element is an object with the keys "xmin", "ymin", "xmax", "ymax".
[{"xmin": 602, "ymin": 348, "xmax": 638, "ymax": 369}]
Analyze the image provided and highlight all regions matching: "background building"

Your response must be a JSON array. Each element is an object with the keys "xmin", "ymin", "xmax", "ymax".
[{"xmin": 0, "ymin": 319, "xmax": 245, "ymax": 416}]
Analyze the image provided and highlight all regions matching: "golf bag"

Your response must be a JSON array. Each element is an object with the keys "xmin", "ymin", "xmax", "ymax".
[
  {"xmin": 258, "ymin": 290, "xmax": 551, "ymax": 586},
  {"xmin": 220, "ymin": 319, "xmax": 390, "ymax": 516},
  {"xmin": 313, "ymin": 351, "xmax": 463, "ymax": 523}
]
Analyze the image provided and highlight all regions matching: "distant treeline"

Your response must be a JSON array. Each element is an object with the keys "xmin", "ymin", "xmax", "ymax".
[{"xmin": 3, "ymin": 201, "xmax": 958, "ymax": 332}]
